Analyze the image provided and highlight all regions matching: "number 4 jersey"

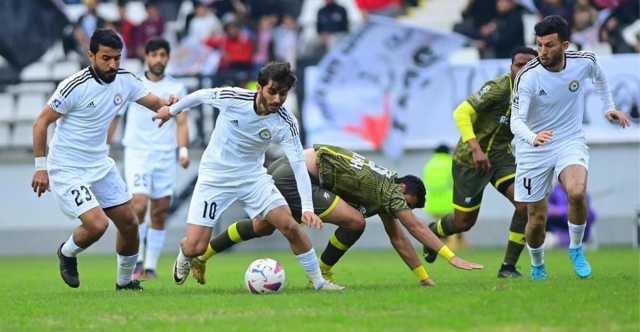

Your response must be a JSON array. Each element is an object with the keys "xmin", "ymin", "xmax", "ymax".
[{"xmin": 314, "ymin": 144, "xmax": 410, "ymax": 217}]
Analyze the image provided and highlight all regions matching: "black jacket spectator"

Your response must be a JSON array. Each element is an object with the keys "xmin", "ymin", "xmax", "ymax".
[{"xmin": 317, "ymin": 1, "xmax": 349, "ymax": 34}]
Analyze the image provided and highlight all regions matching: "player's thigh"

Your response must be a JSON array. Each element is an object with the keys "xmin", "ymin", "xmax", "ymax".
[
  {"xmin": 91, "ymin": 166, "xmax": 132, "ymax": 210},
  {"xmin": 514, "ymin": 159, "xmax": 555, "ymax": 203},
  {"xmin": 320, "ymin": 195, "xmax": 365, "ymax": 230},
  {"xmin": 269, "ymin": 158, "xmax": 304, "ymax": 221},
  {"xmin": 124, "ymin": 148, "xmax": 152, "ymax": 196},
  {"xmin": 556, "ymin": 142, "xmax": 589, "ymax": 196},
  {"xmin": 242, "ymin": 175, "xmax": 288, "ymax": 221},
  {"xmin": 150, "ymin": 151, "xmax": 177, "ymax": 199},
  {"xmin": 49, "ymin": 168, "xmax": 101, "ymax": 219},
  {"xmin": 263, "ymin": 204, "xmax": 297, "ymax": 231},
  {"xmin": 490, "ymin": 152, "xmax": 517, "ymax": 199},
  {"xmin": 186, "ymin": 181, "xmax": 238, "ymax": 229},
  {"xmin": 77, "ymin": 206, "xmax": 110, "ymax": 234},
  {"xmin": 104, "ymin": 202, "xmax": 138, "ymax": 233},
  {"xmin": 452, "ymin": 161, "xmax": 490, "ymax": 214}
]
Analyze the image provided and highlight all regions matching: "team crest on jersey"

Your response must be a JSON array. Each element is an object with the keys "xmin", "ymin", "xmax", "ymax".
[
  {"xmin": 569, "ymin": 80, "xmax": 580, "ymax": 92},
  {"xmin": 52, "ymin": 99, "xmax": 62, "ymax": 108},
  {"xmin": 113, "ymin": 93, "xmax": 124, "ymax": 105},
  {"xmin": 259, "ymin": 128, "xmax": 272, "ymax": 141}
]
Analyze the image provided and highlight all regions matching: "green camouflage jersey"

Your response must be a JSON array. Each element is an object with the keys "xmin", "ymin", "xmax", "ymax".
[
  {"xmin": 314, "ymin": 144, "xmax": 410, "ymax": 218},
  {"xmin": 453, "ymin": 73, "xmax": 514, "ymax": 167}
]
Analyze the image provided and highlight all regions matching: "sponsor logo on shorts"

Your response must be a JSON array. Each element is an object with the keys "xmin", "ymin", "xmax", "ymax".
[
  {"xmin": 569, "ymin": 80, "xmax": 580, "ymax": 92},
  {"xmin": 114, "ymin": 93, "xmax": 124, "ymax": 105},
  {"xmin": 259, "ymin": 128, "xmax": 272, "ymax": 141},
  {"xmin": 464, "ymin": 197, "xmax": 472, "ymax": 204}
]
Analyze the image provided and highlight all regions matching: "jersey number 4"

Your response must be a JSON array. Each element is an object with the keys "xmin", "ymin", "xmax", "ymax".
[
  {"xmin": 522, "ymin": 178, "xmax": 532, "ymax": 195},
  {"xmin": 71, "ymin": 185, "xmax": 93, "ymax": 207},
  {"xmin": 203, "ymin": 201, "xmax": 217, "ymax": 220}
]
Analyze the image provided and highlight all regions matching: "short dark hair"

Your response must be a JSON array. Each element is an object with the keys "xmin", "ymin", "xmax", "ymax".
[
  {"xmin": 534, "ymin": 15, "xmax": 570, "ymax": 42},
  {"xmin": 435, "ymin": 144, "xmax": 450, "ymax": 154},
  {"xmin": 145, "ymin": 37, "xmax": 171, "ymax": 55},
  {"xmin": 397, "ymin": 175, "xmax": 426, "ymax": 209},
  {"xmin": 90, "ymin": 28, "xmax": 123, "ymax": 54},
  {"xmin": 257, "ymin": 62, "xmax": 296, "ymax": 90},
  {"xmin": 511, "ymin": 46, "xmax": 538, "ymax": 62}
]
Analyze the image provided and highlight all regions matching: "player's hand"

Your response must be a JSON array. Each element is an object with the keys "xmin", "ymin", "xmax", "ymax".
[
  {"xmin": 471, "ymin": 147, "xmax": 491, "ymax": 173},
  {"xmin": 533, "ymin": 130, "xmax": 553, "ymax": 147},
  {"xmin": 301, "ymin": 211, "xmax": 323, "ymax": 230},
  {"xmin": 31, "ymin": 170, "xmax": 50, "ymax": 197},
  {"xmin": 420, "ymin": 278, "xmax": 436, "ymax": 287},
  {"xmin": 179, "ymin": 156, "xmax": 190, "ymax": 169},
  {"xmin": 605, "ymin": 110, "xmax": 630, "ymax": 128},
  {"xmin": 153, "ymin": 106, "xmax": 173, "ymax": 127},
  {"xmin": 449, "ymin": 256, "xmax": 484, "ymax": 270},
  {"xmin": 166, "ymin": 95, "xmax": 180, "ymax": 106}
]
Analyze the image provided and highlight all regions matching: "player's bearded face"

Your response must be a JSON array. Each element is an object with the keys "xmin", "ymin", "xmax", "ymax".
[
  {"xmin": 90, "ymin": 45, "xmax": 121, "ymax": 83},
  {"xmin": 258, "ymin": 81, "xmax": 289, "ymax": 114},
  {"xmin": 145, "ymin": 49, "xmax": 169, "ymax": 76},
  {"xmin": 536, "ymin": 34, "xmax": 567, "ymax": 69}
]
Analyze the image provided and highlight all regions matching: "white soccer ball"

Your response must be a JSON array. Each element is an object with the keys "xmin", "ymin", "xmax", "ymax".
[{"xmin": 244, "ymin": 258, "xmax": 286, "ymax": 294}]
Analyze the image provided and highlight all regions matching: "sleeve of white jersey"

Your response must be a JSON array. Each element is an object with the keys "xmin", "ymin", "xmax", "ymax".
[
  {"xmin": 510, "ymin": 71, "xmax": 537, "ymax": 146},
  {"xmin": 125, "ymin": 73, "xmax": 150, "ymax": 102},
  {"xmin": 278, "ymin": 113, "xmax": 314, "ymax": 213},
  {"xmin": 588, "ymin": 53, "xmax": 616, "ymax": 112},
  {"xmin": 47, "ymin": 79, "xmax": 79, "ymax": 115},
  {"xmin": 169, "ymin": 88, "xmax": 229, "ymax": 115}
]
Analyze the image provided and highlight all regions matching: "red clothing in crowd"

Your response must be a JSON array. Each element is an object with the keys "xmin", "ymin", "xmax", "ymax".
[
  {"xmin": 206, "ymin": 32, "xmax": 254, "ymax": 69},
  {"xmin": 355, "ymin": 0, "xmax": 401, "ymax": 12}
]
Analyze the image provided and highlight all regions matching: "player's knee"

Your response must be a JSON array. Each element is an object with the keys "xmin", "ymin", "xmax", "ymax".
[
  {"xmin": 182, "ymin": 239, "xmax": 207, "ymax": 257},
  {"xmin": 149, "ymin": 207, "xmax": 167, "ymax": 227},
  {"xmin": 346, "ymin": 214, "xmax": 366, "ymax": 232},
  {"xmin": 279, "ymin": 221, "xmax": 301, "ymax": 239},
  {"xmin": 87, "ymin": 218, "xmax": 109, "ymax": 237},
  {"xmin": 514, "ymin": 203, "xmax": 527, "ymax": 216},
  {"xmin": 566, "ymin": 189, "xmax": 586, "ymax": 205},
  {"xmin": 455, "ymin": 215, "xmax": 476, "ymax": 232}
]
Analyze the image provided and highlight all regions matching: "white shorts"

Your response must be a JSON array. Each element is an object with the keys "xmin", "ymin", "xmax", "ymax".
[
  {"xmin": 515, "ymin": 140, "xmax": 589, "ymax": 202},
  {"xmin": 186, "ymin": 174, "xmax": 287, "ymax": 228},
  {"xmin": 124, "ymin": 147, "xmax": 176, "ymax": 199},
  {"xmin": 49, "ymin": 164, "xmax": 132, "ymax": 218}
]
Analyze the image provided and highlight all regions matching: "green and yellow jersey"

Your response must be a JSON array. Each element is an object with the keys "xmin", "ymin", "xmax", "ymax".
[
  {"xmin": 314, "ymin": 144, "xmax": 410, "ymax": 217},
  {"xmin": 453, "ymin": 73, "xmax": 514, "ymax": 167}
]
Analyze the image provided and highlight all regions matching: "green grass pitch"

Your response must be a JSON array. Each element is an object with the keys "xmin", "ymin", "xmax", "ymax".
[{"xmin": 1, "ymin": 248, "xmax": 638, "ymax": 331}]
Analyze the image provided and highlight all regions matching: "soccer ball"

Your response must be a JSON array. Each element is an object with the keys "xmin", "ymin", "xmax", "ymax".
[{"xmin": 244, "ymin": 258, "xmax": 286, "ymax": 294}]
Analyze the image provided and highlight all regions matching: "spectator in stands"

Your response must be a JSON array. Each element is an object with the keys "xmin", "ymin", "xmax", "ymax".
[
  {"xmin": 317, "ymin": 0, "xmax": 350, "ymax": 50},
  {"xmin": 246, "ymin": 0, "xmax": 285, "ymax": 21},
  {"xmin": 185, "ymin": 1, "xmax": 223, "ymax": 43},
  {"xmin": 599, "ymin": 0, "xmax": 639, "ymax": 53},
  {"xmin": 478, "ymin": 0, "xmax": 525, "ymax": 59},
  {"xmin": 73, "ymin": 0, "xmax": 107, "ymax": 63},
  {"xmin": 571, "ymin": 1, "xmax": 600, "ymax": 51},
  {"xmin": 206, "ymin": 21, "xmax": 254, "ymax": 84},
  {"xmin": 273, "ymin": 15, "xmax": 299, "ymax": 68},
  {"xmin": 534, "ymin": 0, "xmax": 573, "ymax": 23},
  {"xmin": 114, "ymin": 1, "xmax": 137, "ymax": 58},
  {"xmin": 211, "ymin": 0, "xmax": 248, "ymax": 21},
  {"xmin": 355, "ymin": 0, "xmax": 402, "ymax": 18},
  {"xmin": 132, "ymin": 1, "xmax": 166, "ymax": 59},
  {"xmin": 454, "ymin": 0, "xmax": 497, "ymax": 41},
  {"xmin": 253, "ymin": 15, "xmax": 278, "ymax": 73},
  {"xmin": 546, "ymin": 183, "xmax": 597, "ymax": 249}
]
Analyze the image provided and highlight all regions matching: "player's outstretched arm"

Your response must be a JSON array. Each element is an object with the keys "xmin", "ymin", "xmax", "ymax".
[
  {"xmin": 176, "ymin": 112, "xmax": 190, "ymax": 168},
  {"xmin": 396, "ymin": 210, "xmax": 483, "ymax": 270},
  {"xmin": 31, "ymin": 106, "xmax": 61, "ymax": 197},
  {"xmin": 381, "ymin": 214, "xmax": 435, "ymax": 287}
]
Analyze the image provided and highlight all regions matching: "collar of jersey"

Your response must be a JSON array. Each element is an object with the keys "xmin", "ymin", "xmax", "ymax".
[{"xmin": 88, "ymin": 66, "xmax": 106, "ymax": 85}]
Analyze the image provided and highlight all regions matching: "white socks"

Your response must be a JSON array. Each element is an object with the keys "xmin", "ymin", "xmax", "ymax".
[
  {"xmin": 137, "ymin": 222, "xmax": 148, "ymax": 264},
  {"xmin": 296, "ymin": 248, "xmax": 324, "ymax": 289},
  {"xmin": 527, "ymin": 244, "xmax": 545, "ymax": 267},
  {"xmin": 117, "ymin": 254, "xmax": 138, "ymax": 286},
  {"xmin": 567, "ymin": 221, "xmax": 586, "ymax": 249},
  {"xmin": 61, "ymin": 234, "xmax": 84, "ymax": 257},
  {"xmin": 144, "ymin": 228, "xmax": 167, "ymax": 271}
]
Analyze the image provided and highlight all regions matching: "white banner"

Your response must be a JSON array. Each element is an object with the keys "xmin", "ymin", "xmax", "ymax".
[{"xmin": 304, "ymin": 23, "xmax": 640, "ymax": 150}]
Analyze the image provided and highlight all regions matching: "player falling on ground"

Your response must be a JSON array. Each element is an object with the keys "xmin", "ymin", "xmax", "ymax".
[
  {"xmin": 510, "ymin": 16, "xmax": 630, "ymax": 280},
  {"xmin": 31, "ymin": 29, "xmax": 178, "ymax": 291},
  {"xmin": 108, "ymin": 38, "xmax": 190, "ymax": 280},
  {"xmin": 153, "ymin": 62, "xmax": 344, "ymax": 291},
  {"xmin": 191, "ymin": 144, "xmax": 483, "ymax": 287},
  {"xmin": 423, "ymin": 47, "xmax": 538, "ymax": 278}
]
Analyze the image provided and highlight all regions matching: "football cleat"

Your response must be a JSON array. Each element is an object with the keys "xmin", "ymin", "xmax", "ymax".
[
  {"xmin": 316, "ymin": 280, "xmax": 345, "ymax": 291},
  {"xmin": 172, "ymin": 255, "xmax": 191, "ymax": 285},
  {"xmin": 568, "ymin": 245, "xmax": 592, "ymax": 279},
  {"xmin": 530, "ymin": 264, "xmax": 547, "ymax": 281},
  {"xmin": 191, "ymin": 257, "xmax": 207, "ymax": 285},
  {"xmin": 497, "ymin": 263, "xmax": 522, "ymax": 278},
  {"xmin": 57, "ymin": 243, "xmax": 80, "ymax": 288},
  {"xmin": 115, "ymin": 279, "xmax": 144, "ymax": 291}
]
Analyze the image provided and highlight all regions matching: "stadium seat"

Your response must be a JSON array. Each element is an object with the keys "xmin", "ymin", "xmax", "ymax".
[
  {"xmin": 0, "ymin": 124, "xmax": 10, "ymax": 148},
  {"xmin": 0, "ymin": 94, "xmax": 16, "ymax": 124},
  {"xmin": 121, "ymin": 59, "xmax": 143, "ymax": 75},
  {"xmin": 15, "ymin": 94, "xmax": 46, "ymax": 123},
  {"xmin": 11, "ymin": 124, "xmax": 33, "ymax": 147},
  {"xmin": 20, "ymin": 62, "xmax": 51, "ymax": 81},
  {"xmin": 52, "ymin": 61, "xmax": 81, "ymax": 80}
]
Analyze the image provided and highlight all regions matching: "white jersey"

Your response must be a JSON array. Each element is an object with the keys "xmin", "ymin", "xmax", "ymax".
[
  {"xmin": 511, "ymin": 51, "xmax": 615, "ymax": 156},
  {"xmin": 169, "ymin": 87, "xmax": 314, "ymax": 212},
  {"xmin": 122, "ymin": 73, "xmax": 187, "ymax": 151},
  {"xmin": 47, "ymin": 67, "xmax": 149, "ymax": 178}
]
